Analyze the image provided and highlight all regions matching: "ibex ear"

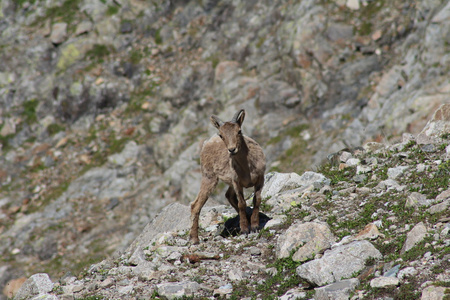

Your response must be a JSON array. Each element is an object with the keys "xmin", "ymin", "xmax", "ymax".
[
  {"xmin": 233, "ymin": 109, "xmax": 245, "ymax": 127},
  {"xmin": 210, "ymin": 115, "xmax": 224, "ymax": 129}
]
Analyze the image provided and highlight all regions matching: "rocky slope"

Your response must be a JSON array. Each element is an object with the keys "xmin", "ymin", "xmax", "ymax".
[
  {"xmin": 0, "ymin": 0, "xmax": 449, "ymax": 298},
  {"xmin": 8, "ymin": 105, "xmax": 450, "ymax": 299}
]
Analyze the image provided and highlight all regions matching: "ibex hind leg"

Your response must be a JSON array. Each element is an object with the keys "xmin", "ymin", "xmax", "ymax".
[
  {"xmin": 190, "ymin": 176, "xmax": 218, "ymax": 244},
  {"xmin": 250, "ymin": 182, "xmax": 263, "ymax": 232}
]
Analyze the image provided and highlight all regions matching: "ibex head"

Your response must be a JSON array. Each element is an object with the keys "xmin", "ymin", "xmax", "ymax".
[{"xmin": 210, "ymin": 109, "xmax": 245, "ymax": 155}]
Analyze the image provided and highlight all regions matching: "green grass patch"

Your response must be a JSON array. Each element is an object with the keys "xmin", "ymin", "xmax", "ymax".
[
  {"xmin": 47, "ymin": 123, "xmax": 66, "ymax": 136},
  {"xmin": 85, "ymin": 44, "xmax": 112, "ymax": 63},
  {"xmin": 22, "ymin": 99, "xmax": 39, "ymax": 125},
  {"xmin": 106, "ymin": 4, "xmax": 119, "ymax": 16},
  {"xmin": 154, "ymin": 28, "xmax": 163, "ymax": 45}
]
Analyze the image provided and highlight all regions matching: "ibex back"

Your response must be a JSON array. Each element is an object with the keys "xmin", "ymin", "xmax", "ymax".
[{"xmin": 190, "ymin": 109, "xmax": 266, "ymax": 244}]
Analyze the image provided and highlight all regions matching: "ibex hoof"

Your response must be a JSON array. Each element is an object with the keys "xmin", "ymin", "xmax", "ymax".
[
  {"xmin": 190, "ymin": 236, "xmax": 200, "ymax": 245},
  {"xmin": 250, "ymin": 226, "xmax": 260, "ymax": 233}
]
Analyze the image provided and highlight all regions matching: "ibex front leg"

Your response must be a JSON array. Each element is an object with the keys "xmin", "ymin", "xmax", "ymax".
[
  {"xmin": 190, "ymin": 176, "xmax": 218, "ymax": 244},
  {"xmin": 233, "ymin": 182, "xmax": 249, "ymax": 234},
  {"xmin": 250, "ymin": 180, "xmax": 263, "ymax": 232}
]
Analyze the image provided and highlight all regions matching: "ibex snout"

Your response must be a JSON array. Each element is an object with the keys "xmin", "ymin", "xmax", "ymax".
[{"xmin": 228, "ymin": 147, "xmax": 237, "ymax": 155}]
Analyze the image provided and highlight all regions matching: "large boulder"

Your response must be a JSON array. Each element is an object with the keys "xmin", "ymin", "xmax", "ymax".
[
  {"xmin": 277, "ymin": 222, "xmax": 336, "ymax": 262},
  {"xmin": 13, "ymin": 273, "xmax": 53, "ymax": 300},
  {"xmin": 416, "ymin": 104, "xmax": 450, "ymax": 144},
  {"xmin": 296, "ymin": 240, "xmax": 382, "ymax": 286}
]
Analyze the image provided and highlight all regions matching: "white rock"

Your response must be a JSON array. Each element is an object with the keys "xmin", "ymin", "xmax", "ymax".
[
  {"xmin": 402, "ymin": 222, "xmax": 427, "ymax": 253},
  {"xmin": 397, "ymin": 267, "xmax": 418, "ymax": 279},
  {"xmin": 370, "ymin": 276, "xmax": 399, "ymax": 288},
  {"xmin": 346, "ymin": 0, "xmax": 360, "ymax": 10}
]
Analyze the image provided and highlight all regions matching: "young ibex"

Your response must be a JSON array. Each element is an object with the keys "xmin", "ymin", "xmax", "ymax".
[{"xmin": 190, "ymin": 109, "xmax": 266, "ymax": 244}]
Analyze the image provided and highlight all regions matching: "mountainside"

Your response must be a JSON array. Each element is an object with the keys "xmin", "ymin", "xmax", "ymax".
[
  {"xmin": 0, "ymin": 0, "xmax": 449, "ymax": 298},
  {"xmin": 7, "ymin": 106, "xmax": 450, "ymax": 299}
]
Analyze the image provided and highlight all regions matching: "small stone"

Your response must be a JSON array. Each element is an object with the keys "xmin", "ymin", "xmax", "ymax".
[
  {"xmin": 346, "ymin": 0, "xmax": 360, "ymax": 10},
  {"xmin": 383, "ymin": 264, "xmax": 401, "ymax": 277},
  {"xmin": 427, "ymin": 200, "xmax": 450, "ymax": 214},
  {"xmin": 340, "ymin": 151, "xmax": 353, "ymax": 163},
  {"xmin": 228, "ymin": 268, "xmax": 245, "ymax": 281},
  {"xmin": 402, "ymin": 222, "xmax": 427, "ymax": 253},
  {"xmin": 356, "ymin": 165, "xmax": 372, "ymax": 174},
  {"xmin": 370, "ymin": 276, "xmax": 399, "ymax": 288},
  {"xmin": 315, "ymin": 278, "xmax": 359, "ymax": 300},
  {"xmin": 355, "ymin": 223, "xmax": 381, "ymax": 241},
  {"xmin": 50, "ymin": 22, "xmax": 68, "ymax": 44},
  {"xmin": 250, "ymin": 247, "xmax": 261, "ymax": 256},
  {"xmin": 279, "ymin": 288, "xmax": 307, "ymax": 300},
  {"xmin": 406, "ymin": 192, "xmax": 432, "ymax": 208},
  {"xmin": 157, "ymin": 281, "xmax": 200, "ymax": 299},
  {"xmin": 397, "ymin": 267, "xmax": 418, "ymax": 280},
  {"xmin": 346, "ymin": 158, "xmax": 361, "ymax": 166},
  {"xmin": 75, "ymin": 21, "xmax": 93, "ymax": 36},
  {"xmin": 421, "ymin": 285, "xmax": 446, "ymax": 300},
  {"xmin": 214, "ymin": 283, "xmax": 233, "ymax": 296},
  {"xmin": 387, "ymin": 166, "xmax": 409, "ymax": 180},
  {"xmin": 372, "ymin": 30, "xmax": 382, "ymax": 41}
]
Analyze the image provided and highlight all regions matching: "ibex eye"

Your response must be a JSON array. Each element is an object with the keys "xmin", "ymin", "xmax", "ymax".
[
  {"xmin": 219, "ymin": 134, "xmax": 223, "ymax": 139},
  {"xmin": 238, "ymin": 130, "xmax": 242, "ymax": 135}
]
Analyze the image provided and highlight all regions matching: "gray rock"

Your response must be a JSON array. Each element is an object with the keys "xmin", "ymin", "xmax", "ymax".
[
  {"xmin": 127, "ymin": 203, "xmax": 191, "ymax": 265},
  {"xmin": 346, "ymin": 158, "xmax": 360, "ymax": 167},
  {"xmin": 397, "ymin": 267, "xmax": 418, "ymax": 280},
  {"xmin": 107, "ymin": 140, "xmax": 140, "ymax": 166},
  {"xmin": 50, "ymin": 22, "xmax": 68, "ymax": 44},
  {"xmin": 279, "ymin": 288, "xmax": 307, "ymax": 300},
  {"xmin": 420, "ymin": 285, "xmax": 446, "ymax": 300},
  {"xmin": 402, "ymin": 222, "xmax": 427, "ymax": 253},
  {"xmin": 296, "ymin": 240, "xmax": 382, "ymax": 286},
  {"xmin": 377, "ymin": 179, "xmax": 406, "ymax": 192},
  {"xmin": 426, "ymin": 200, "xmax": 450, "ymax": 214},
  {"xmin": 262, "ymin": 172, "xmax": 330, "ymax": 200},
  {"xmin": 417, "ymin": 104, "xmax": 450, "ymax": 144},
  {"xmin": 277, "ymin": 222, "xmax": 336, "ymax": 262},
  {"xmin": 370, "ymin": 276, "xmax": 399, "ymax": 288},
  {"xmin": 406, "ymin": 192, "xmax": 432, "ymax": 208},
  {"xmin": 262, "ymin": 172, "xmax": 304, "ymax": 199},
  {"xmin": 214, "ymin": 283, "xmax": 233, "ymax": 296},
  {"xmin": 228, "ymin": 268, "xmax": 245, "ymax": 281},
  {"xmin": 0, "ymin": 118, "xmax": 16, "ymax": 136},
  {"xmin": 387, "ymin": 166, "xmax": 409, "ymax": 180},
  {"xmin": 383, "ymin": 264, "xmax": 400, "ymax": 277},
  {"xmin": 31, "ymin": 295, "xmax": 58, "ymax": 300},
  {"xmin": 14, "ymin": 273, "xmax": 54, "ymax": 300},
  {"xmin": 157, "ymin": 281, "xmax": 200, "ymax": 300},
  {"xmin": 75, "ymin": 21, "xmax": 93, "ymax": 36},
  {"xmin": 436, "ymin": 189, "xmax": 450, "ymax": 202},
  {"xmin": 315, "ymin": 278, "xmax": 360, "ymax": 300}
]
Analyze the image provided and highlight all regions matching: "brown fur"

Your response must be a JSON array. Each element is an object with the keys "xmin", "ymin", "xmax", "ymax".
[
  {"xmin": 3, "ymin": 277, "xmax": 27, "ymax": 298},
  {"xmin": 190, "ymin": 109, "xmax": 266, "ymax": 244}
]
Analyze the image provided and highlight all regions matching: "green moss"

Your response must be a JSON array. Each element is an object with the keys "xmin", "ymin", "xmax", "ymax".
[
  {"xmin": 0, "ymin": 133, "xmax": 14, "ymax": 152},
  {"xmin": 106, "ymin": 4, "xmax": 119, "ymax": 16},
  {"xmin": 358, "ymin": 21, "xmax": 373, "ymax": 35},
  {"xmin": 22, "ymin": 99, "xmax": 39, "ymax": 125},
  {"xmin": 47, "ymin": 123, "xmax": 65, "ymax": 136},
  {"xmin": 154, "ymin": 28, "xmax": 163, "ymax": 45},
  {"xmin": 205, "ymin": 55, "xmax": 220, "ymax": 69},
  {"xmin": 85, "ymin": 44, "xmax": 111, "ymax": 63},
  {"xmin": 129, "ymin": 49, "xmax": 143, "ymax": 64},
  {"xmin": 316, "ymin": 163, "xmax": 357, "ymax": 185},
  {"xmin": 57, "ymin": 44, "xmax": 82, "ymax": 71},
  {"xmin": 35, "ymin": 0, "xmax": 82, "ymax": 28}
]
